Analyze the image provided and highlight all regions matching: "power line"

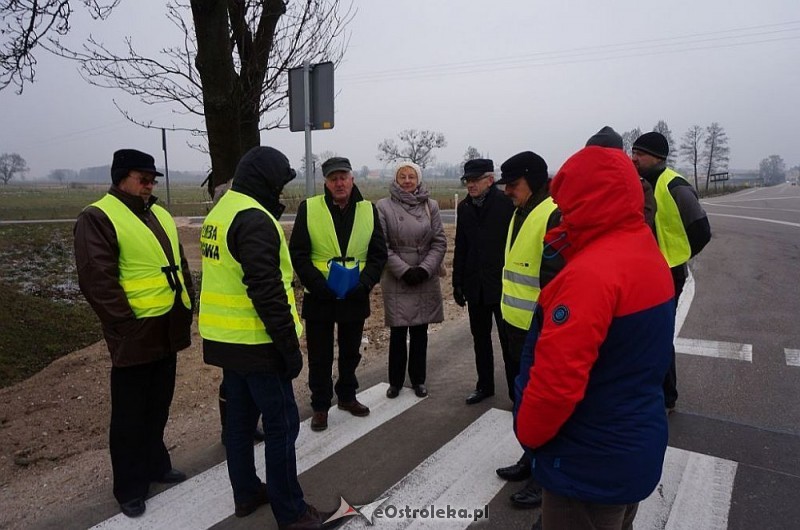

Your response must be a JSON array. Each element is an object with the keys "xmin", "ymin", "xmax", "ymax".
[{"xmin": 340, "ymin": 21, "xmax": 800, "ymax": 84}]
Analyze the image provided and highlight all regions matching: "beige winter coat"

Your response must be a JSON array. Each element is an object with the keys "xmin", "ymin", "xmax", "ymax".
[{"xmin": 376, "ymin": 182, "xmax": 446, "ymax": 327}]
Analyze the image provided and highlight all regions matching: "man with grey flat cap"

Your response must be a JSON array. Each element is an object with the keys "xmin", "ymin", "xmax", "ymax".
[
  {"xmin": 453, "ymin": 158, "xmax": 514, "ymax": 405},
  {"xmin": 290, "ymin": 156, "xmax": 387, "ymax": 433},
  {"xmin": 74, "ymin": 148, "xmax": 194, "ymax": 518},
  {"xmin": 494, "ymin": 151, "xmax": 564, "ymax": 509}
]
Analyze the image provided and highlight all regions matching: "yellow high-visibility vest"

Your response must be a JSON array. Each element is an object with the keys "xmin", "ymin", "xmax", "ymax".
[
  {"xmin": 501, "ymin": 196, "xmax": 557, "ymax": 330},
  {"xmin": 90, "ymin": 194, "xmax": 191, "ymax": 318},
  {"xmin": 654, "ymin": 168, "xmax": 692, "ymax": 267},
  {"xmin": 198, "ymin": 190, "xmax": 302, "ymax": 344},
  {"xmin": 306, "ymin": 195, "xmax": 373, "ymax": 279}
]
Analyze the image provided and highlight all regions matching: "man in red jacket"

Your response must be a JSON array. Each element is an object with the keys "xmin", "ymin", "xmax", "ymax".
[{"xmin": 515, "ymin": 146, "xmax": 675, "ymax": 529}]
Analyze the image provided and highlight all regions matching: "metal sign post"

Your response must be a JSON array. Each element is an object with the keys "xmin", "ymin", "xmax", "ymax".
[
  {"xmin": 303, "ymin": 61, "xmax": 314, "ymax": 198},
  {"xmin": 161, "ymin": 128, "xmax": 171, "ymax": 207},
  {"xmin": 288, "ymin": 61, "xmax": 335, "ymax": 198}
]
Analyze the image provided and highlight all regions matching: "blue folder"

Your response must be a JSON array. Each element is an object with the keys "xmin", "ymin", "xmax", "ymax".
[{"xmin": 327, "ymin": 259, "xmax": 360, "ymax": 299}]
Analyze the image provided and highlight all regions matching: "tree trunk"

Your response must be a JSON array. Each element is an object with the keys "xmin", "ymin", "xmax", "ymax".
[{"xmin": 190, "ymin": 0, "xmax": 244, "ymax": 188}]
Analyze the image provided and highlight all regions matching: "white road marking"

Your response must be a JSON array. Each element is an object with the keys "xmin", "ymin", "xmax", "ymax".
[
  {"xmin": 785, "ymin": 349, "xmax": 800, "ymax": 367},
  {"xmin": 636, "ymin": 447, "xmax": 737, "ymax": 530},
  {"xmin": 704, "ymin": 195, "xmax": 800, "ymax": 203},
  {"xmin": 706, "ymin": 212, "xmax": 800, "ymax": 228},
  {"xmin": 341, "ymin": 408, "xmax": 521, "ymax": 529},
  {"xmin": 675, "ymin": 338, "xmax": 753, "ymax": 362},
  {"xmin": 674, "ymin": 268, "xmax": 694, "ymax": 337},
  {"xmin": 91, "ymin": 383, "xmax": 422, "ymax": 529}
]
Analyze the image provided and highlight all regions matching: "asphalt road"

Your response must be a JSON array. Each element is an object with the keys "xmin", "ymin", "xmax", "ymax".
[{"xmin": 34, "ymin": 184, "xmax": 800, "ymax": 529}]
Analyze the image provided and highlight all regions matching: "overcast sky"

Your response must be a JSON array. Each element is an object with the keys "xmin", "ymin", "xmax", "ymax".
[{"xmin": 1, "ymin": 0, "xmax": 799, "ymax": 179}]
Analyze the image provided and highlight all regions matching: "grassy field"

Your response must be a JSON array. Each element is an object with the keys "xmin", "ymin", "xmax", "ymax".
[
  {"xmin": 0, "ymin": 180, "xmax": 466, "ymax": 220},
  {"xmin": 0, "ymin": 223, "xmax": 103, "ymax": 387}
]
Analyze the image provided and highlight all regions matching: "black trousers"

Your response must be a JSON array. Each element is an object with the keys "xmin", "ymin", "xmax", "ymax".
[
  {"xmin": 305, "ymin": 319, "xmax": 364, "ymax": 411},
  {"xmin": 503, "ymin": 322, "xmax": 529, "ymax": 403},
  {"xmin": 388, "ymin": 324, "xmax": 429, "ymax": 388},
  {"xmin": 467, "ymin": 302, "xmax": 507, "ymax": 394},
  {"xmin": 664, "ymin": 269, "xmax": 687, "ymax": 408},
  {"xmin": 109, "ymin": 353, "xmax": 176, "ymax": 503}
]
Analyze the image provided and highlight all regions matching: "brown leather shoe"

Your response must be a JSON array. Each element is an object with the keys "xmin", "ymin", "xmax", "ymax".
[
  {"xmin": 279, "ymin": 503, "xmax": 339, "ymax": 529},
  {"xmin": 337, "ymin": 399, "xmax": 370, "ymax": 417},
  {"xmin": 310, "ymin": 411, "xmax": 328, "ymax": 432}
]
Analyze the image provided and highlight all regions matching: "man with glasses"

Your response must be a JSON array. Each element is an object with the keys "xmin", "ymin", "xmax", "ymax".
[
  {"xmin": 289, "ymin": 156, "xmax": 387, "ymax": 432},
  {"xmin": 74, "ymin": 149, "xmax": 194, "ymax": 518},
  {"xmin": 453, "ymin": 159, "xmax": 514, "ymax": 405}
]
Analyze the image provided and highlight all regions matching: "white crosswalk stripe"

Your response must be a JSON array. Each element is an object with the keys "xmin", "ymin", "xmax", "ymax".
[
  {"xmin": 91, "ymin": 383, "xmax": 422, "ymax": 529},
  {"xmin": 91, "ymin": 384, "xmax": 738, "ymax": 529}
]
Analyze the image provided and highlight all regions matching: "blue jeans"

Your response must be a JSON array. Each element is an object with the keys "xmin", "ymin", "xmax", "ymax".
[{"xmin": 223, "ymin": 370, "xmax": 307, "ymax": 524}]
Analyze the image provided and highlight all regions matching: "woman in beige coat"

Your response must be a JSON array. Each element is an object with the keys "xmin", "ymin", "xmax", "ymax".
[{"xmin": 376, "ymin": 162, "xmax": 446, "ymax": 399}]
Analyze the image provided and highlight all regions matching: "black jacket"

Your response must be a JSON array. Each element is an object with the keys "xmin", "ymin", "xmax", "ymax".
[
  {"xmin": 74, "ymin": 186, "xmax": 194, "ymax": 367},
  {"xmin": 203, "ymin": 147, "xmax": 300, "ymax": 374},
  {"xmin": 452, "ymin": 185, "xmax": 515, "ymax": 305},
  {"xmin": 290, "ymin": 185, "xmax": 387, "ymax": 322}
]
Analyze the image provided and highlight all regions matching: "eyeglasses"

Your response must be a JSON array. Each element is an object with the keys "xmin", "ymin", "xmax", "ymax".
[
  {"xmin": 460, "ymin": 175, "xmax": 490, "ymax": 185},
  {"xmin": 138, "ymin": 176, "xmax": 158, "ymax": 186}
]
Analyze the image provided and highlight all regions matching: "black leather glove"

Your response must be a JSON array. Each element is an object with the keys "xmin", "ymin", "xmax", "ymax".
[
  {"xmin": 453, "ymin": 285, "xmax": 466, "ymax": 307},
  {"xmin": 281, "ymin": 349, "xmax": 303, "ymax": 380},
  {"xmin": 345, "ymin": 282, "xmax": 369, "ymax": 302},
  {"xmin": 312, "ymin": 278, "xmax": 337, "ymax": 301},
  {"xmin": 402, "ymin": 266, "xmax": 429, "ymax": 286}
]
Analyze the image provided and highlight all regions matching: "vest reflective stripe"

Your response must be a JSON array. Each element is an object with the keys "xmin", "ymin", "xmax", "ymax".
[
  {"xmin": 90, "ymin": 195, "xmax": 191, "ymax": 318},
  {"xmin": 306, "ymin": 195, "xmax": 373, "ymax": 279},
  {"xmin": 654, "ymin": 168, "xmax": 692, "ymax": 268},
  {"xmin": 501, "ymin": 196, "xmax": 557, "ymax": 330},
  {"xmin": 198, "ymin": 190, "xmax": 302, "ymax": 345}
]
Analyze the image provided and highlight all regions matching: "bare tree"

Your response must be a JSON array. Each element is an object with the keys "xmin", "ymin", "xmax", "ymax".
[
  {"xmin": 652, "ymin": 120, "xmax": 677, "ymax": 167},
  {"xmin": 621, "ymin": 127, "xmax": 642, "ymax": 156},
  {"xmin": 0, "ymin": 153, "xmax": 28, "ymax": 184},
  {"xmin": 377, "ymin": 129, "xmax": 447, "ymax": 170},
  {"xmin": 463, "ymin": 146, "xmax": 481, "ymax": 162},
  {"xmin": 702, "ymin": 122, "xmax": 730, "ymax": 192},
  {"xmin": 759, "ymin": 155, "xmax": 786, "ymax": 186},
  {"xmin": 679, "ymin": 125, "xmax": 704, "ymax": 189},
  {"xmin": 48, "ymin": 168, "xmax": 78, "ymax": 184},
  {"xmin": 49, "ymin": 1, "xmax": 353, "ymax": 188},
  {"xmin": 0, "ymin": 0, "xmax": 120, "ymax": 93}
]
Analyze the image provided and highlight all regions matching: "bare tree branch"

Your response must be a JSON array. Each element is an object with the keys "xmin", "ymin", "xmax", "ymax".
[{"xmin": 0, "ymin": 0, "xmax": 120, "ymax": 93}]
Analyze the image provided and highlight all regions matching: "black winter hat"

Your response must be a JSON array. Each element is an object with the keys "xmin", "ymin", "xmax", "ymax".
[
  {"xmin": 463, "ymin": 158, "xmax": 494, "ymax": 180},
  {"xmin": 497, "ymin": 151, "xmax": 548, "ymax": 191},
  {"xmin": 111, "ymin": 149, "xmax": 163, "ymax": 184},
  {"xmin": 586, "ymin": 126, "xmax": 624, "ymax": 150},
  {"xmin": 632, "ymin": 132, "xmax": 669, "ymax": 159}
]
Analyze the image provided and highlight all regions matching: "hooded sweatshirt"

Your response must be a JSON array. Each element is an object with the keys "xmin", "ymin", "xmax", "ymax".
[
  {"xmin": 514, "ymin": 146, "xmax": 675, "ymax": 504},
  {"xmin": 202, "ymin": 147, "xmax": 300, "ymax": 372}
]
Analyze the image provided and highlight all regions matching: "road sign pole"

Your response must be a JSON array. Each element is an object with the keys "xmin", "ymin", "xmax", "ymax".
[
  {"xmin": 161, "ymin": 128, "xmax": 171, "ymax": 207},
  {"xmin": 303, "ymin": 61, "xmax": 314, "ymax": 198}
]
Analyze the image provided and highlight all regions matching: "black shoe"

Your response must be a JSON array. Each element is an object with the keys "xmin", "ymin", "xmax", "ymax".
[
  {"xmin": 119, "ymin": 498, "xmax": 146, "ymax": 518},
  {"xmin": 496, "ymin": 461, "xmax": 531, "ymax": 481},
  {"xmin": 386, "ymin": 385, "xmax": 400, "ymax": 398},
  {"xmin": 466, "ymin": 388, "xmax": 494, "ymax": 405},
  {"xmin": 511, "ymin": 479, "xmax": 543, "ymax": 509},
  {"xmin": 235, "ymin": 482, "xmax": 269, "ymax": 517},
  {"xmin": 155, "ymin": 468, "xmax": 187, "ymax": 484},
  {"xmin": 413, "ymin": 384, "xmax": 428, "ymax": 398}
]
